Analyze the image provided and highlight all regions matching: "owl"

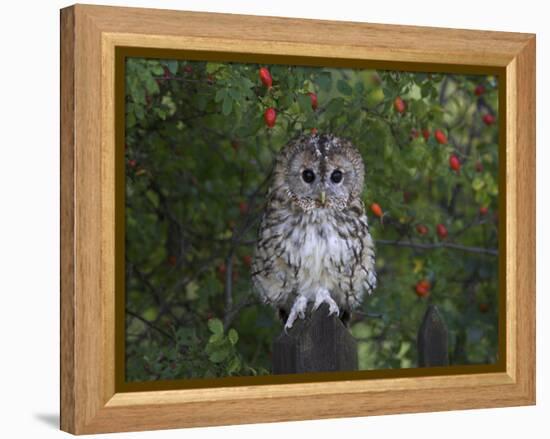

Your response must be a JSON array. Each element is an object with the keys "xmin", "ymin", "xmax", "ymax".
[{"xmin": 251, "ymin": 133, "xmax": 376, "ymax": 331}]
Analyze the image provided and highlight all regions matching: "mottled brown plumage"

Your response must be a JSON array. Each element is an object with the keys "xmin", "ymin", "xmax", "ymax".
[{"xmin": 251, "ymin": 134, "xmax": 376, "ymax": 330}]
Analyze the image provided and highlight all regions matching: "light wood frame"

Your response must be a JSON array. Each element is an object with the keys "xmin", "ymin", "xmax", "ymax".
[{"xmin": 60, "ymin": 4, "xmax": 536, "ymax": 434}]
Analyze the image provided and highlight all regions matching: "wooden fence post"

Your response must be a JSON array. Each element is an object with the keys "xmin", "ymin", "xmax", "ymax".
[
  {"xmin": 417, "ymin": 304, "xmax": 449, "ymax": 367},
  {"xmin": 272, "ymin": 303, "xmax": 358, "ymax": 374}
]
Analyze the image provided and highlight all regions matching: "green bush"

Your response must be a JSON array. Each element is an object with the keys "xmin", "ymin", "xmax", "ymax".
[{"xmin": 124, "ymin": 58, "xmax": 499, "ymax": 381}]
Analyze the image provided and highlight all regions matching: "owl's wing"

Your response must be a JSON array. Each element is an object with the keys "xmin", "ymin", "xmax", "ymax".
[
  {"xmin": 251, "ymin": 206, "xmax": 296, "ymax": 308},
  {"xmin": 335, "ymin": 201, "xmax": 377, "ymax": 310}
]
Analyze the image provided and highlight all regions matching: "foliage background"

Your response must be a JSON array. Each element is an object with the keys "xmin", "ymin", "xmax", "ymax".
[{"xmin": 124, "ymin": 57, "xmax": 499, "ymax": 381}]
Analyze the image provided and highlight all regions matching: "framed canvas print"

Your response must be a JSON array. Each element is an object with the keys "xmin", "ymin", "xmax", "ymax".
[{"xmin": 60, "ymin": 4, "xmax": 536, "ymax": 435}]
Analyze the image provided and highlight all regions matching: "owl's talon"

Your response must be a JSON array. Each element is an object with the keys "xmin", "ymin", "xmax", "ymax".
[
  {"xmin": 285, "ymin": 295, "xmax": 308, "ymax": 331},
  {"xmin": 313, "ymin": 289, "xmax": 340, "ymax": 317},
  {"xmin": 327, "ymin": 302, "xmax": 340, "ymax": 317}
]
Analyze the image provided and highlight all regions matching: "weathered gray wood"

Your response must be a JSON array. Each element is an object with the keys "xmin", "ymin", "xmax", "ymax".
[
  {"xmin": 417, "ymin": 304, "xmax": 449, "ymax": 367},
  {"xmin": 272, "ymin": 303, "xmax": 358, "ymax": 374}
]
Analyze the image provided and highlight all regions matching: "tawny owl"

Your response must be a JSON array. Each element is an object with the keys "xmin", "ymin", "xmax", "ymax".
[{"xmin": 251, "ymin": 133, "xmax": 376, "ymax": 330}]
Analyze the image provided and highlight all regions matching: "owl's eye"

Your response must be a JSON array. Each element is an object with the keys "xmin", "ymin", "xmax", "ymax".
[
  {"xmin": 330, "ymin": 169, "xmax": 343, "ymax": 183},
  {"xmin": 302, "ymin": 169, "xmax": 315, "ymax": 184}
]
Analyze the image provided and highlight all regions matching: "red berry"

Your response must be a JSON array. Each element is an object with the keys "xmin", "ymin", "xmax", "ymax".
[
  {"xmin": 434, "ymin": 129, "xmax": 448, "ymax": 145},
  {"xmin": 449, "ymin": 154, "xmax": 461, "ymax": 172},
  {"xmin": 370, "ymin": 203, "xmax": 383, "ymax": 218},
  {"xmin": 259, "ymin": 67, "xmax": 272, "ymax": 88},
  {"xmin": 483, "ymin": 114, "xmax": 496, "ymax": 125},
  {"xmin": 475, "ymin": 161, "xmax": 484, "ymax": 172},
  {"xmin": 167, "ymin": 255, "xmax": 177, "ymax": 267},
  {"xmin": 128, "ymin": 159, "xmax": 137, "ymax": 168},
  {"xmin": 436, "ymin": 223, "xmax": 448, "ymax": 239},
  {"xmin": 310, "ymin": 128, "xmax": 318, "ymax": 135},
  {"xmin": 474, "ymin": 84, "xmax": 485, "ymax": 96},
  {"xmin": 415, "ymin": 279, "xmax": 431, "ymax": 297},
  {"xmin": 308, "ymin": 92, "xmax": 318, "ymax": 110},
  {"xmin": 239, "ymin": 201, "xmax": 249, "ymax": 215},
  {"xmin": 416, "ymin": 224, "xmax": 429, "ymax": 235},
  {"xmin": 264, "ymin": 107, "xmax": 277, "ymax": 128},
  {"xmin": 242, "ymin": 255, "xmax": 252, "ymax": 267},
  {"xmin": 479, "ymin": 303, "xmax": 490, "ymax": 313},
  {"xmin": 422, "ymin": 128, "xmax": 430, "ymax": 141},
  {"xmin": 394, "ymin": 96, "xmax": 406, "ymax": 114},
  {"xmin": 479, "ymin": 206, "xmax": 489, "ymax": 216}
]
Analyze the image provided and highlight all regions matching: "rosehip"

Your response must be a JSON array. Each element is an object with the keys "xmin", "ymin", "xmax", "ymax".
[
  {"xmin": 259, "ymin": 67, "xmax": 272, "ymax": 88},
  {"xmin": 310, "ymin": 128, "xmax": 318, "ymax": 135},
  {"xmin": 415, "ymin": 279, "xmax": 431, "ymax": 297},
  {"xmin": 474, "ymin": 84, "xmax": 485, "ymax": 96},
  {"xmin": 370, "ymin": 203, "xmax": 383, "ymax": 218},
  {"xmin": 242, "ymin": 255, "xmax": 252, "ymax": 267},
  {"xmin": 394, "ymin": 96, "xmax": 406, "ymax": 114},
  {"xmin": 264, "ymin": 107, "xmax": 276, "ymax": 128},
  {"xmin": 308, "ymin": 92, "xmax": 318, "ymax": 110},
  {"xmin": 422, "ymin": 128, "xmax": 430, "ymax": 141},
  {"xmin": 449, "ymin": 154, "xmax": 461, "ymax": 172},
  {"xmin": 479, "ymin": 206, "xmax": 489, "ymax": 215},
  {"xmin": 239, "ymin": 201, "xmax": 249, "ymax": 215},
  {"xmin": 483, "ymin": 114, "xmax": 496, "ymax": 125},
  {"xmin": 436, "ymin": 223, "xmax": 448, "ymax": 239},
  {"xmin": 416, "ymin": 224, "xmax": 429, "ymax": 235},
  {"xmin": 434, "ymin": 129, "xmax": 448, "ymax": 144},
  {"xmin": 128, "ymin": 159, "xmax": 137, "ymax": 168}
]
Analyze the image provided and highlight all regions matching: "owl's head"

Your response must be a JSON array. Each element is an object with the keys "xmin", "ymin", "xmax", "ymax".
[{"xmin": 273, "ymin": 134, "xmax": 365, "ymax": 211}]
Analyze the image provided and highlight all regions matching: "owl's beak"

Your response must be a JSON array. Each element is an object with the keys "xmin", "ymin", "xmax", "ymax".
[{"xmin": 319, "ymin": 191, "xmax": 326, "ymax": 206}]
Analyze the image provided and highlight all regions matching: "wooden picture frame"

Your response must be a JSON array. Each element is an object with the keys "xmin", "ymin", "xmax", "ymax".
[{"xmin": 60, "ymin": 4, "xmax": 536, "ymax": 434}]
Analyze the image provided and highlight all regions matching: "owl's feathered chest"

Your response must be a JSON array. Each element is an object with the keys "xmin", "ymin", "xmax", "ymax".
[
  {"xmin": 252, "ymin": 203, "xmax": 375, "ymax": 310},
  {"xmin": 282, "ymin": 210, "xmax": 347, "ymax": 277}
]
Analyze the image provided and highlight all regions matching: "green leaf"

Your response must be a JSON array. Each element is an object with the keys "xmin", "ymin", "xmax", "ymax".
[
  {"xmin": 206, "ymin": 62, "xmax": 223, "ymax": 74},
  {"xmin": 208, "ymin": 347, "xmax": 230, "ymax": 363},
  {"xmin": 228, "ymin": 87, "xmax": 241, "ymax": 100},
  {"xmin": 297, "ymin": 94, "xmax": 312, "ymax": 114},
  {"xmin": 209, "ymin": 332, "xmax": 224, "ymax": 344},
  {"xmin": 324, "ymin": 98, "xmax": 345, "ymax": 118},
  {"xmin": 214, "ymin": 89, "xmax": 226, "ymax": 103},
  {"xmin": 166, "ymin": 60, "xmax": 178, "ymax": 75},
  {"xmin": 227, "ymin": 356, "xmax": 241, "ymax": 373},
  {"xmin": 222, "ymin": 96, "xmax": 233, "ymax": 116},
  {"xmin": 472, "ymin": 176, "xmax": 485, "ymax": 191},
  {"xmin": 228, "ymin": 328, "xmax": 239, "ymax": 345},
  {"xmin": 316, "ymin": 72, "xmax": 332, "ymax": 91},
  {"xmin": 337, "ymin": 80, "xmax": 353, "ymax": 96},
  {"xmin": 207, "ymin": 318, "xmax": 223, "ymax": 335}
]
